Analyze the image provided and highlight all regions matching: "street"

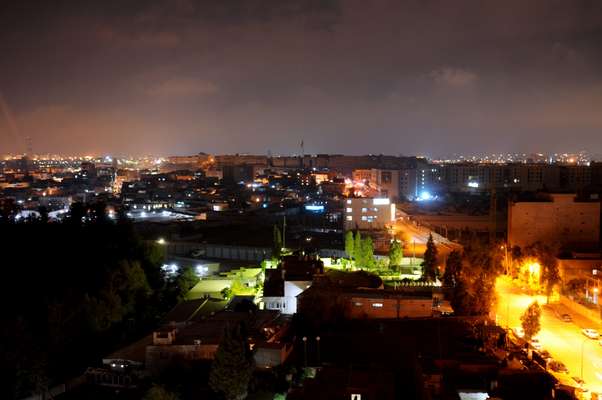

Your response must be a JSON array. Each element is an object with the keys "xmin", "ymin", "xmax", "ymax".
[{"xmin": 496, "ymin": 278, "xmax": 602, "ymax": 395}]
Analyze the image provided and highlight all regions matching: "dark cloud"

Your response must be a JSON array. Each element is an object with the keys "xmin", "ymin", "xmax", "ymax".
[{"xmin": 0, "ymin": 0, "xmax": 601, "ymax": 156}]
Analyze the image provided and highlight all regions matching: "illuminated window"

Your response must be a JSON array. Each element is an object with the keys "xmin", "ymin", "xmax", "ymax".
[
  {"xmin": 372, "ymin": 198, "xmax": 390, "ymax": 205},
  {"xmin": 346, "ymin": 216, "xmax": 353, "ymax": 221},
  {"xmin": 372, "ymin": 303, "xmax": 383, "ymax": 308},
  {"xmin": 361, "ymin": 207, "xmax": 368, "ymax": 212},
  {"xmin": 346, "ymin": 207, "xmax": 352, "ymax": 213},
  {"xmin": 354, "ymin": 302, "xmax": 363, "ymax": 307},
  {"xmin": 346, "ymin": 199, "xmax": 352, "ymax": 204}
]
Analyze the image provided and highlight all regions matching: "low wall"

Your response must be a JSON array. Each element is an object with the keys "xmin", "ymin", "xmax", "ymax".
[{"xmin": 560, "ymin": 295, "xmax": 601, "ymax": 325}]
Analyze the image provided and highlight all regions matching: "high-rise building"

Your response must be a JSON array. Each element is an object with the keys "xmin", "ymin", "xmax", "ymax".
[
  {"xmin": 508, "ymin": 193, "xmax": 600, "ymax": 250},
  {"xmin": 344, "ymin": 197, "xmax": 396, "ymax": 230}
]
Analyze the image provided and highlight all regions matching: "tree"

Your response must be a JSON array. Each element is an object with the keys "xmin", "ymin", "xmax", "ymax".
[
  {"xmin": 345, "ymin": 231, "xmax": 355, "ymax": 260},
  {"xmin": 173, "ymin": 265, "xmax": 200, "ymax": 302},
  {"xmin": 143, "ymin": 384, "xmax": 179, "ymax": 400},
  {"xmin": 209, "ymin": 323, "xmax": 255, "ymax": 400},
  {"xmin": 388, "ymin": 240, "xmax": 403, "ymax": 271},
  {"xmin": 273, "ymin": 225, "xmax": 283, "ymax": 259},
  {"xmin": 421, "ymin": 234, "xmax": 438, "ymax": 282},
  {"xmin": 361, "ymin": 237, "xmax": 375, "ymax": 269},
  {"xmin": 448, "ymin": 243, "xmax": 498, "ymax": 316},
  {"xmin": 525, "ymin": 242, "xmax": 560, "ymax": 303},
  {"xmin": 521, "ymin": 301, "xmax": 541, "ymax": 340},
  {"xmin": 353, "ymin": 231, "xmax": 362, "ymax": 264},
  {"xmin": 442, "ymin": 250, "xmax": 462, "ymax": 287}
]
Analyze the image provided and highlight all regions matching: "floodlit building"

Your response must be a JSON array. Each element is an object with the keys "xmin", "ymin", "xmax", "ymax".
[
  {"xmin": 508, "ymin": 193, "xmax": 600, "ymax": 250},
  {"xmin": 344, "ymin": 197, "xmax": 396, "ymax": 230},
  {"xmin": 352, "ymin": 169, "xmax": 401, "ymax": 200},
  {"xmin": 262, "ymin": 253, "xmax": 324, "ymax": 314}
]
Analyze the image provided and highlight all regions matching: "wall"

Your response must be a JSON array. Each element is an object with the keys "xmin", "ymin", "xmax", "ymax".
[
  {"xmin": 508, "ymin": 194, "xmax": 600, "ymax": 249},
  {"xmin": 560, "ymin": 295, "xmax": 601, "ymax": 325},
  {"xmin": 345, "ymin": 296, "xmax": 434, "ymax": 319},
  {"xmin": 146, "ymin": 344, "xmax": 219, "ymax": 374}
]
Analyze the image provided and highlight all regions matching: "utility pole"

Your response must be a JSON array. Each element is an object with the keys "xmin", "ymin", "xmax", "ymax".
[
  {"xmin": 302, "ymin": 336, "xmax": 308, "ymax": 368},
  {"xmin": 282, "ymin": 215, "xmax": 286, "ymax": 250}
]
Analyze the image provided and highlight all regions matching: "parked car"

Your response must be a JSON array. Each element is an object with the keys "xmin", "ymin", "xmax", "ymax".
[
  {"xmin": 549, "ymin": 360, "xmax": 569, "ymax": 374},
  {"xmin": 582, "ymin": 328, "xmax": 599, "ymax": 339},
  {"xmin": 513, "ymin": 327, "xmax": 525, "ymax": 338},
  {"xmin": 561, "ymin": 313, "xmax": 572, "ymax": 322},
  {"xmin": 571, "ymin": 376, "xmax": 587, "ymax": 389},
  {"xmin": 189, "ymin": 249, "xmax": 205, "ymax": 258},
  {"xmin": 530, "ymin": 338, "xmax": 543, "ymax": 350}
]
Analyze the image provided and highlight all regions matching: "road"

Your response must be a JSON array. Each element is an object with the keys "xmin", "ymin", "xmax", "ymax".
[
  {"xmin": 391, "ymin": 216, "xmax": 462, "ymax": 260},
  {"xmin": 496, "ymin": 277, "xmax": 602, "ymax": 396}
]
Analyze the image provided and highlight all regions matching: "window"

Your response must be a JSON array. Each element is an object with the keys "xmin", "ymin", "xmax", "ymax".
[
  {"xmin": 372, "ymin": 303, "xmax": 383, "ymax": 308},
  {"xmin": 346, "ymin": 207, "xmax": 352, "ymax": 213},
  {"xmin": 361, "ymin": 207, "xmax": 368, "ymax": 212},
  {"xmin": 346, "ymin": 216, "xmax": 353, "ymax": 221},
  {"xmin": 354, "ymin": 302, "xmax": 363, "ymax": 307}
]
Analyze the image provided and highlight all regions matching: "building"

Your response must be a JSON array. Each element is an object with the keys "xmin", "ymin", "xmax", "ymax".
[
  {"xmin": 344, "ymin": 197, "xmax": 396, "ymax": 230},
  {"xmin": 352, "ymin": 169, "xmax": 401, "ymax": 200},
  {"xmin": 508, "ymin": 193, "xmax": 600, "ymax": 250},
  {"xmin": 297, "ymin": 285, "xmax": 449, "ymax": 320},
  {"xmin": 145, "ymin": 310, "xmax": 292, "ymax": 373},
  {"xmin": 262, "ymin": 252, "xmax": 324, "ymax": 314},
  {"xmin": 342, "ymin": 288, "xmax": 447, "ymax": 319}
]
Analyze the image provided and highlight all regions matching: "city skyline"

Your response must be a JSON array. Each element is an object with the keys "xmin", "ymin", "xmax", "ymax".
[{"xmin": 1, "ymin": 0, "xmax": 602, "ymax": 156}]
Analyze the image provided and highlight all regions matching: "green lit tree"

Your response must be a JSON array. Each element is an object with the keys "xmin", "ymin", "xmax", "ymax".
[
  {"xmin": 388, "ymin": 240, "xmax": 403, "ymax": 271},
  {"xmin": 345, "ymin": 231, "xmax": 355, "ymax": 260},
  {"xmin": 273, "ymin": 225, "xmax": 283, "ymax": 259},
  {"xmin": 442, "ymin": 250, "xmax": 462, "ymax": 287},
  {"xmin": 421, "ymin": 234, "xmax": 438, "ymax": 282},
  {"xmin": 175, "ymin": 265, "xmax": 200, "ymax": 302},
  {"xmin": 361, "ymin": 237, "xmax": 375, "ymax": 269},
  {"xmin": 209, "ymin": 322, "xmax": 255, "ymax": 400},
  {"xmin": 354, "ymin": 231, "xmax": 362, "ymax": 264},
  {"xmin": 521, "ymin": 301, "xmax": 541, "ymax": 341}
]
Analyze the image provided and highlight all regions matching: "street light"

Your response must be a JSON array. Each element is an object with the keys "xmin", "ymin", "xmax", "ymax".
[
  {"xmin": 302, "ymin": 336, "xmax": 308, "ymax": 368},
  {"xmin": 316, "ymin": 336, "xmax": 321, "ymax": 365},
  {"xmin": 581, "ymin": 337, "xmax": 589, "ymax": 380}
]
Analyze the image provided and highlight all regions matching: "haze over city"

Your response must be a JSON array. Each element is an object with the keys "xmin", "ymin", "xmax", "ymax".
[
  {"xmin": 2, "ymin": 0, "xmax": 602, "ymax": 156},
  {"xmin": 5, "ymin": 2, "xmax": 602, "ymax": 400}
]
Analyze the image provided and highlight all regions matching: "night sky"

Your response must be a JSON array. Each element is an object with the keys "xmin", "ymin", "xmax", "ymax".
[{"xmin": 1, "ymin": 0, "xmax": 601, "ymax": 157}]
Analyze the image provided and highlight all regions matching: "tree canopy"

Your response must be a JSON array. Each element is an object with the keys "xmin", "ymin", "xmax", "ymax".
[
  {"xmin": 388, "ymin": 239, "xmax": 403, "ymax": 271},
  {"xmin": 0, "ymin": 202, "xmax": 178, "ymax": 399},
  {"xmin": 421, "ymin": 234, "xmax": 438, "ymax": 282},
  {"xmin": 345, "ymin": 231, "xmax": 355, "ymax": 260},
  {"xmin": 442, "ymin": 250, "xmax": 462, "ymax": 288},
  {"xmin": 521, "ymin": 301, "xmax": 541, "ymax": 341},
  {"xmin": 209, "ymin": 322, "xmax": 255, "ymax": 400}
]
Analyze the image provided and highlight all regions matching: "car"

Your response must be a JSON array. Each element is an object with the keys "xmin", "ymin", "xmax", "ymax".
[
  {"xmin": 549, "ymin": 360, "xmax": 569, "ymax": 374},
  {"xmin": 189, "ymin": 249, "xmax": 205, "ymax": 258},
  {"xmin": 530, "ymin": 338, "xmax": 543, "ymax": 350},
  {"xmin": 582, "ymin": 328, "xmax": 599, "ymax": 339},
  {"xmin": 571, "ymin": 376, "xmax": 587, "ymax": 388},
  {"xmin": 513, "ymin": 327, "xmax": 525, "ymax": 338},
  {"xmin": 561, "ymin": 313, "xmax": 572, "ymax": 322}
]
